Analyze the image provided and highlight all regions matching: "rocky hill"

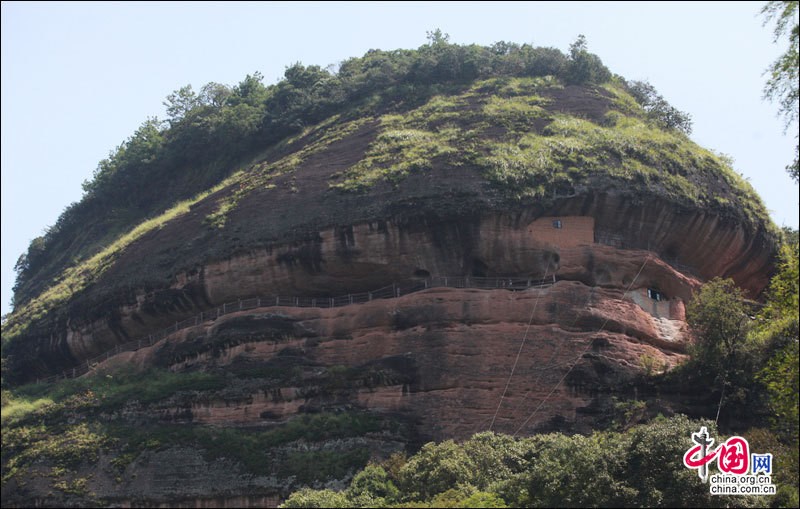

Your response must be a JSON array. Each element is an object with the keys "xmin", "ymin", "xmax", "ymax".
[{"xmin": 1, "ymin": 40, "xmax": 780, "ymax": 507}]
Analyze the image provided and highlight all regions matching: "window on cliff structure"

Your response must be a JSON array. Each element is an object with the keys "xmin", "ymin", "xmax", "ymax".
[
  {"xmin": 553, "ymin": 220, "xmax": 563, "ymax": 229},
  {"xmin": 647, "ymin": 288, "xmax": 665, "ymax": 302}
]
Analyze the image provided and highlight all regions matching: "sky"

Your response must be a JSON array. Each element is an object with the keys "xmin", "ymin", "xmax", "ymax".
[{"xmin": 2, "ymin": 1, "xmax": 798, "ymax": 317}]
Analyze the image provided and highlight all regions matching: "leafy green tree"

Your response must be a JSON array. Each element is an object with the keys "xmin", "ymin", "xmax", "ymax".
[
  {"xmin": 214, "ymin": 103, "xmax": 262, "ymax": 151},
  {"xmin": 164, "ymin": 85, "xmax": 199, "ymax": 124},
  {"xmin": 81, "ymin": 117, "xmax": 165, "ymax": 207},
  {"xmin": 457, "ymin": 491, "xmax": 508, "ymax": 508},
  {"xmin": 521, "ymin": 46, "xmax": 568, "ymax": 78},
  {"xmin": 11, "ymin": 236, "xmax": 45, "ymax": 298},
  {"xmin": 489, "ymin": 41, "xmax": 519, "ymax": 56},
  {"xmin": 624, "ymin": 415, "xmax": 719, "ymax": 507},
  {"xmin": 754, "ymin": 236, "xmax": 799, "ymax": 504},
  {"xmin": 227, "ymin": 71, "xmax": 268, "ymax": 107},
  {"xmin": 565, "ymin": 35, "xmax": 611, "ymax": 85},
  {"xmin": 397, "ymin": 440, "xmax": 477, "ymax": 501},
  {"xmin": 760, "ymin": 339, "xmax": 799, "ymax": 438},
  {"xmin": 627, "ymin": 80, "xmax": 693, "ymax": 134},
  {"xmin": 119, "ymin": 117, "xmax": 165, "ymax": 166},
  {"xmin": 757, "ymin": 235, "xmax": 799, "ymax": 337},
  {"xmin": 746, "ymin": 427, "xmax": 799, "ymax": 507},
  {"xmin": 461, "ymin": 432, "xmax": 526, "ymax": 491},
  {"xmin": 686, "ymin": 278, "xmax": 751, "ymax": 374},
  {"xmin": 686, "ymin": 278, "xmax": 756, "ymax": 421},
  {"xmin": 426, "ymin": 28, "xmax": 450, "ymax": 46},
  {"xmin": 345, "ymin": 463, "xmax": 399, "ymax": 507},
  {"xmin": 198, "ymin": 82, "xmax": 232, "ymax": 108},
  {"xmin": 426, "ymin": 486, "xmax": 480, "ymax": 508},
  {"xmin": 279, "ymin": 488, "xmax": 350, "ymax": 508},
  {"xmin": 508, "ymin": 432, "xmax": 632, "ymax": 507},
  {"xmin": 279, "ymin": 416, "xmax": 765, "ymax": 508},
  {"xmin": 762, "ymin": 0, "xmax": 799, "ymax": 182}
]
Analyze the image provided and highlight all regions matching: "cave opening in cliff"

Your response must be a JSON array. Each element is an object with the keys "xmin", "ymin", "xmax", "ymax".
[
  {"xmin": 413, "ymin": 269, "xmax": 431, "ymax": 278},
  {"xmin": 471, "ymin": 258, "xmax": 488, "ymax": 277}
]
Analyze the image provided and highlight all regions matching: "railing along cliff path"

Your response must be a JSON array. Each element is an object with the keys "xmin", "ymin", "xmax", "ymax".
[{"xmin": 35, "ymin": 275, "xmax": 555, "ymax": 384}]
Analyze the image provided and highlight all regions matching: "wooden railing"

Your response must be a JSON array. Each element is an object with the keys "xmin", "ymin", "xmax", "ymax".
[{"xmin": 34, "ymin": 275, "xmax": 555, "ymax": 384}]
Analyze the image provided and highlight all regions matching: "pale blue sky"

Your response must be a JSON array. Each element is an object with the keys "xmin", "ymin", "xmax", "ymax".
[{"xmin": 2, "ymin": 1, "xmax": 798, "ymax": 317}]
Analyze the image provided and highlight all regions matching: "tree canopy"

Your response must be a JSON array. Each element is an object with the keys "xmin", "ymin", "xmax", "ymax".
[
  {"xmin": 761, "ymin": 0, "xmax": 799, "ymax": 182},
  {"xmin": 682, "ymin": 232, "xmax": 799, "ymax": 505},
  {"xmin": 9, "ymin": 33, "xmax": 693, "ymax": 314},
  {"xmin": 280, "ymin": 416, "xmax": 779, "ymax": 508}
]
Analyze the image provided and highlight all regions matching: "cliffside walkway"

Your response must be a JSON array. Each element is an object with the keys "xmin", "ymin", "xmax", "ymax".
[{"xmin": 36, "ymin": 275, "xmax": 556, "ymax": 384}]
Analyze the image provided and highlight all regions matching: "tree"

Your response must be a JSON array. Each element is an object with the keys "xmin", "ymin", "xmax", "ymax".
[
  {"xmin": 565, "ymin": 34, "xmax": 611, "ymax": 85},
  {"xmin": 762, "ymin": 1, "xmax": 799, "ymax": 182},
  {"xmin": 755, "ymin": 236, "xmax": 799, "ymax": 440},
  {"xmin": 751, "ymin": 232, "xmax": 799, "ymax": 506},
  {"xmin": 345, "ymin": 464, "xmax": 399, "ymax": 507},
  {"xmin": 457, "ymin": 492, "xmax": 508, "ymax": 508},
  {"xmin": 227, "ymin": 71, "xmax": 268, "ymax": 107},
  {"xmin": 163, "ymin": 85, "xmax": 199, "ymax": 124},
  {"xmin": 198, "ymin": 82, "xmax": 232, "ymax": 108},
  {"xmin": 624, "ymin": 416, "xmax": 720, "ymax": 507},
  {"xmin": 397, "ymin": 440, "xmax": 477, "ymax": 501},
  {"xmin": 80, "ymin": 117, "xmax": 165, "ymax": 207},
  {"xmin": 11, "ymin": 236, "xmax": 46, "ymax": 301},
  {"xmin": 461, "ymin": 432, "xmax": 526, "ymax": 491},
  {"xmin": 687, "ymin": 278, "xmax": 751, "ymax": 373},
  {"xmin": 686, "ymin": 278, "xmax": 755, "ymax": 422},
  {"xmin": 280, "ymin": 488, "xmax": 350, "ymax": 508},
  {"xmin": 426, "ymin": 28, "xmax": 450, "ymax": 46},
  {"xmin": 627, "ymin": 80, "xmax": 693, "ymax": 135},
  {"xmin": 507, "ymin": 433, "xmax": 631, "ymax": 507}
]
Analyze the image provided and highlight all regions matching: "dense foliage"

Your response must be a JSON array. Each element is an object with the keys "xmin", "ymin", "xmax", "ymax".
[
  {"xmin": 683, "ymin": 231, "xmax": 798, "ymax": 430},
  {"xmin": 3, "ymin": 70, "xmax": 767, "ymax": 372},
  {"xmin": 761, "ymin": 1, "xmax": 799, "ymax": 182},
  {"xmin": 278, "ymin": 231, "xmax": 800, "ymax": 508},
  {"xmin": 1, "ymin": 366, "xmax": 394, "ymax": 501},
  {"xmin": 11, "ymin": 33, "xmax": 660, "ymax": 310},
  {"xmin": 680, "ymin": 231, "xmax": 799, "ymax": 505},
  {"xmin": 281, "ymin": 415, "xmax": 785, "ymax": 508},
  {"xmin": 2, "ymin": 26, "xmax": 797, "ymax": 508}
]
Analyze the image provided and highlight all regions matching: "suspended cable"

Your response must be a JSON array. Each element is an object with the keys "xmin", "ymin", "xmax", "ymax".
[
  {"xmin": 513, "ymin": 253, "xmax": 650, "ymax": 437},
  {"xmin": 489, "ymin": 266, "xmax": 551, "ymax": 431}
]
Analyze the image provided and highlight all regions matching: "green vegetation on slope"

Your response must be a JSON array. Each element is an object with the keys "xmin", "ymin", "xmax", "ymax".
[
  {"xmin": 2, "ymin": 368, "xmax": 227, "ymax": 426},
  {"xmin": 3, "ymin": 75, "xmax": 770, "ymax": 352},
  {"xmin": 279, "ymin": 233, "xmax": 800, "ymax": 508},
  {"xmin": 282, "ymin": 415, "xmax": 797, "ymax": 508},
  {"xmin": 761, "ymin": 0, "xmax": 799, "ymax": 182},
  {"xmin": 1, "ymin": 365, "xmax": 392, "ymax": 501},
  {"xmin": 679, "ymin": 232, "xmax": 798, "ymax": 438},
  {"xmin": 205, "ymin": 115, "xmax": 371, "ymax": 228},
  {"xmin": 1, "ymin": 35, "xmax": 776, "ymax": 385},
  {"xmin": 1, "ymin": 30, "xmax": 794, "ymax": 507},
  {"xmin": 1, "ymin": 181, "xmax": 235, "ymax": 344},
  {"xmin": 330, "ymin": 75, "xmax": 770, "ymax": 231},
  {"xmin": 2, "ymin": 34, "xmax": 623, "ymax": 361},
  {"xmin": 10, "ymin": 34, "xmax": 613, "ymax": 310}
]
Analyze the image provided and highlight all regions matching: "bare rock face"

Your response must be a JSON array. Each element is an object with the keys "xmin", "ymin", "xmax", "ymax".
[
  {"xmin": 1, "ymin": 78, "xmax": 781, "ymax": 507},
  {"xmin": 10, "ymin": 187, "xmax": 774, "ymax": 444},
  {"xmin": 40, "ymin": 196, "xmax": 769, "ymax": 377},
  {"xmin": 4, "ymin": 80, "xmax": 777, "ymax": 386},
  {"xmin": 92, "ymin": 243, "xmax": 693, "ymax": 440}
]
